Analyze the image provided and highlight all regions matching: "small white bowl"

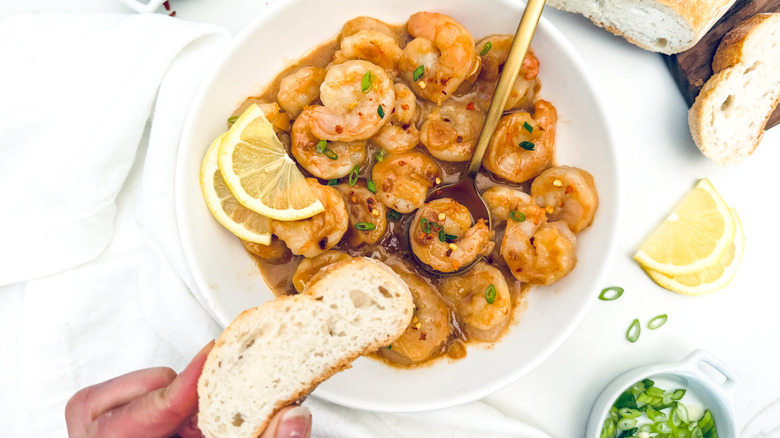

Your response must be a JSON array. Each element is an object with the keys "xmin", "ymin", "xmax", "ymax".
[{"xmin": 586, "ymin": 349, "xmax": 738, "ymax": 438}]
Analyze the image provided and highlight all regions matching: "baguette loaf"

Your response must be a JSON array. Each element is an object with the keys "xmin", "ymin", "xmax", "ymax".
[
  {"xmin": 688, "ymin": 12, "xmax": 780, "ymax": 166},
  {"xmin": 546, "ymin": 0, "xmax": 736, "ymax": 54},
  {"xmin": 197, "ymin": 257, "xmax": 414, "ymax": 438}
]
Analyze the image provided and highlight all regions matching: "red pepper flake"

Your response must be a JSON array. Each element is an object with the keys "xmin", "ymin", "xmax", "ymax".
[
  {"xmin": 466, "ymin": 102, "xmax": 475, "ymax": 111},
  {"xmin": 452, "ymin": 260, "xmax": 460, "ymax": 270},
  {"xmin": 169, "ymin": 11, "xmax": 176, "ymax": 16},
  {"xmin": 401, "ymin": 104, "xmax": 410, "ymax": 111},
  {"xmin": 335, "ymin": 125, "xmax": 344, "ymax": 134},
  {"xmin": 419, "ymin": 332, "xmax": 427, "ymax": 340},
  {"xmin": 565, "ymin": 185, "xmax": 574, "ymax": 194},
  {"xmin": 163, "ymin": 0, "xmax": 171, "ymax": 10}
]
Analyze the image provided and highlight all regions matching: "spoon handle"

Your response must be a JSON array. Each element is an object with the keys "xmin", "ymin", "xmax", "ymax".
[{"xmin": 467, "ymin": 0, "xmax": 547, "ymax": 178}]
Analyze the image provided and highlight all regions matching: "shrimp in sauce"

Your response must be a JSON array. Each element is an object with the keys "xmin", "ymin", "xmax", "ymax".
[
  {"xmin": 419, "ymin": 96, "xmax": 485, "ymax": 162},
  {"xmin": 371, "ymin": 83, "xmax": 420, "ymax": 154},
  {"xmin": 335, "ymin": 182, "xmax": 388, "ymax": 247},
  {"xmin": 309, "ymin": 60, "xmax": 395, "ymax": 142},
  {"xmin": 400, "ymin": 12, "xmax": 479, "ymax": 104},
  {"xmin": 473, "ymin": 35, "xmax": 540, "ymax": 112},
  {"xmin": 531, "ymin": 166, "xmax": 599, "ymax": 233},
  {"xmin": 292, "ymin": 250, "xmax": 352, "ymax": 292},
  {"xmin": 372, "ymin": 150, "xmax": 441, "ymax": 213},
  {"xmin": 271, "ymin": 179, "xmax": 349, "ymax": 258},
  {"xmin": 291, "ymin": 107, "xmax": 367, "ymax": 180},
  {"xmin": 276, "ymin": 66, "xmax": 327, "ymax": 118},
  {"xmin": 484, "ymin": 99, "xmax": 556, "ymax": 183},
  {"xmin": 410, "ymin": 198, "xmax": 494, "ymax": 273}
]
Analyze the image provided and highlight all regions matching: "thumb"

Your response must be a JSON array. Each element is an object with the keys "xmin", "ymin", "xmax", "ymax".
[{"xmin": 259, "ymin": 405, "xmax": 312, "ymax": 438}]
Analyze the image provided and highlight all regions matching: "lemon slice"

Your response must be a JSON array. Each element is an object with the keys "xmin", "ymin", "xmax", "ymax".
[
  {"xmin": 200, "ymin": 134, "xmax": 272, "ymax": 244},
  {"xmin": 644, "ymin": 208, "xmax": 744, "ymax": 295},
  {"xmin": 218, "ymin": 104, "xmax": 324, "ymax": 221},
  {"xmin": 634, "ymin": 178, "xmax": 735, "ymax": 276}
]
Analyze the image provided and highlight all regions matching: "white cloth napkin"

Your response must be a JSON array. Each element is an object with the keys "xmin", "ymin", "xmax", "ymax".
[{"xmin": 0, "ymin": 12, "xmax": 551, "ymax": 438}]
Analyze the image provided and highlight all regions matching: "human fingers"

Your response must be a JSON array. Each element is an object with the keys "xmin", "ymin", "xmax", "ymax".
[
  {"xmin": 91, "ymin": 340, "xmax": 214, "ymax": 438},
  {"xmin": 65, "ymin": 367, "xmax": 177, "ymax": 436},
  {"xmin": 259, "ymin": 405, "xmax": 312, "ymax": 438}
]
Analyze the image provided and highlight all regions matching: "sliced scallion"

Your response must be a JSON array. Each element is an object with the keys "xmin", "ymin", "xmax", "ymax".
[
  {"xmin": 479, "ymin": 41, "xmax": 492, "ymax": 56},
  {"xmin": 387, "ymin": 209, "xmax": 401, "ymax": 221},
  {"xmin": 367, "ymin": 179, "xmax": 376, "ymax": 193},
  {"xmin": 324, "ymin": 148, "xmax": 338, "ymax": 160},
  {"xmin": 315, "ymin": 139, "xmax": 327, "ymax": 154},
  {"xmin": 420, "ymin": 217, "xmax": 431, "ymax": 234},
  {"xmin": 227, "ymin": 116, "xmax": 238, "ymax": 124},
  {"xmin": 626, "ymin": 319, "xmax": 640, "ymax": 343},
  {"xmin": 327, "ymin": 179, "xmax": 339, "ymax": 186},
  {"xmin": 519, "ymin": 141, "xmax": 535, "ymax": 151},
  {"xmin": 648, "ymin": 314, "xmax": 668, "ymax": 330},
  {"xmin": 377, "ymin": 105, "xmax": 385, "ymax": 119},
  {"xmin": 599, "ymin": 286, "xmax": 624, "ymax": 301},
  {"xmin": 348, "ymin": 165, "xmax": 360, "ymax": 186},
  {"xmin": 361, "ymin": 70, "xmax": 374, "ymax": 93},
  {"xmin": 523, "ymin": 121, "xmax": 533, "ymax": 133},
  {"xmin": 413, "ymin": 65, "xmax": 425, "ymax": 81},
  {"xmin": 374, "ymin": 149, "xmax": 386, "ymax": 162},
  {"xmin": 355, "ymin": 222, "xmax": 376, "ymax": 231},
  {"xmin": 509, "ymin": 210, "xmax": 526, "ymax": 222},
  {"xmin": 485, "ymin": 284, "xmax": 496, "ymax": 304}
]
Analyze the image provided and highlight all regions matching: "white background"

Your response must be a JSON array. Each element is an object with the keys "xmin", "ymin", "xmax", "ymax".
[{"xmin": 4, "ymin": 1, "xmax": 779, "ymax": 436}]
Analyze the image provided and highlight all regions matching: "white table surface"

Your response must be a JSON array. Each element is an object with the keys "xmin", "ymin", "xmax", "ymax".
[{"xmin": 6, "ymin": 1, "xmax": 779, "ymax": 437}]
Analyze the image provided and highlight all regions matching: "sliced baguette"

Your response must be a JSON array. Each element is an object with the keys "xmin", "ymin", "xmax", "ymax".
[
  {"xmin": 546, "ymin": 0, "xmax": 735, "ymax": 54},
  {"xmin": 197, "ymin": 257, "xmax": 413, "ymax": 438},
  {"xmin": 689, "ymin": 12, "xmax": 780, "ymax": 166}
]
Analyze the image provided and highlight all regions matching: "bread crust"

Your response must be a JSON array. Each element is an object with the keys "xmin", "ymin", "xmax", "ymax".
[
  {"xmin": 548, "ymin": 0, "xmax": 736, "ymax": 54},
  {"xmin": 197, "ymin": 257, "xmax": 413, "ymax": 438},
  {"xmin": 688, "ymin": 12, "xmax": 780, "ymax": 165}
]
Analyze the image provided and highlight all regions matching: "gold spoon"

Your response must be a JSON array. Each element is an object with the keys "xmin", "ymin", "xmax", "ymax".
[{"xmin": 411, "ymin": 0, "xmax": 547, "ymax": 275}]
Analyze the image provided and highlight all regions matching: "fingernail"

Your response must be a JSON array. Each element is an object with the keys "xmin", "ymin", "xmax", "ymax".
[{"xmin": 276, "ymin": 406, "xmax": 311, "ymax": 438}]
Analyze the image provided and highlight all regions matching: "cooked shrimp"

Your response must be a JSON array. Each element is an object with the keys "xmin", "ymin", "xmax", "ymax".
[
  {"xmin": 334, "ymin": 182, "xmax": 388, "ymax": 247},
  {"xmin": 473, "ymin": 35, "xmax": 540, "ymax": 112},
  {"xmin": 419, "ymin": 97, "xmax": 485, "ymax": 162},
  {"xmin": 482, "ymin": 186, "xmax": 546, "ymax": 224},
  {"xmin": 440, "ymin": 263, "xmax": 511, "ymax": 341},
  {"xmin": 309, "ymin": 60, "xmax": 395, "ymax": 142},
  {"xmin": 410, "ymin": 198, "xmax": 494, "ymax": 273},
  {"xmin": 400, "ymin": 12, "xmax": 479, "ymax": 104},
  {"xmin": 240, "ymin": 236, "xmax": 291, "ymax": 262},
  {"xmin": 271, "ymin": 179, "xmax": 349, "ymax": 257},
  {"xmin": 483, "ymin": 100, "xmax": 556, "ymax": 183},
  {"xmin": 502, "ymin": 216, "xmax": 577, "ymax": 285},
  {"xmin": 291, "ymin": 107, "xmax": 367, "ymax": 180},
  {"xmin": 531, "ymin": 166, "xmax": 599, "ymax": 233},
  {"xmin": 276, "ymin": 67, "xmax": 327, "ymax": 118},
  {"xmin": 341, "ymin": 17, "xmax": 400, "ymax": 43},
  {"xmin": 372, "ymin": 150, "xmax": 441, "ymax": 213},
  {"xmin": 371, "ymin": 83, "xmax": 420, "ymax": 153},
  {"xmin": 377, "ymin": 262, "xmax": 450, "ymax": 366},
  {"xmin": 291, "ymin": 250, "xmax": 351, "ymax": 292},
  {"xmin": 333, "ymin": 30, "xmax": 403, "ymax": 71}
]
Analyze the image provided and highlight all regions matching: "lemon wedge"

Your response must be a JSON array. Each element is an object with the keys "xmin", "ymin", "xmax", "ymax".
[
  {"xmin": 634, "ymin": 178, "xmax": 735, "ymax": 276},
  {"xmin": 218, "ymin": 104, "xmax": 324, "ymax": 221},
  {"xmin": 643, "ymin": 208, "xmax": 744, "ymax": 295},
  {"xmin": 200, "ymin": 134, "xmax": 272, "ymax": 244}
]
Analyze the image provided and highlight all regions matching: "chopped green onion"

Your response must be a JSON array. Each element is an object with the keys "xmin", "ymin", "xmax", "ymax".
[
  {"xmin": 479, "ymin": 41, "xmax": 493, "ymax": 56},
  {"xmin": 385, "ymin": 345, "xmax": 392, "ymax": 349},
  {"xmin": 599, "ymin": 286, "xmax": 624, "ymax": 301},
  {"xmin": 616, "ymin": 418, "xmax": 637, "ymax": 430},
  {"xmin": 646, "ymin": 386, "xmax": 665, "ymax": 397},
  {"xmin": 523, "ymin": 121, "xmax": 533, "ymax": 133},
  {"xmin": 653, "ymin": 422, "xmax": 672, "ymax": 434},
  {"xmin": 227, "ymin": 116, "xmax": 238, "ymax": 124},
  {"xmin": 648, "ymin": 314, "xmax": 668, "ymax": 330},
  {"xmin": 361, "ymin": 70, "xmax": 374, "ymax": 93},
  {"xmin": 387, "ymin": 209, "xmax": 402, "ymax": 221},
  {"xmin": 413, "ymin": 65, "xmax": 425, "ymax": 81},
  {"xmin": 445, "ymin": 233, "xmax": 457, "ymax": 241},
  {"xmin": 367, "ymin": 179, "xmax": 376, "ymax": 193},
  {"xmin": 618, "ymin": 408, "xmax": 640, "ymax": 419},
  {"xmin": 519, "ymin": 141, "xmax": 535, "ymax": 151},
  {"xmin": 485, "ymin": 284, "xmax": 496, "ymax": 304},
  {"xmin": 438, "ymin": 229, "xmax": 446, "ymax": 242},
  {"xmin": 691, "ymin": 426, "xmax": 704, "ymax": 438},
  {"xmin": 324, "ymin": 148, "xmax": 338, "ymax": 160},
  {"xmin": 509, "ymin": 210, "xmax": 526, "ymax": 222},
  {"xmin": 671, "ymin": 389, "xmax": 686, "ymax": 400},
  {"xmin": 626, "ymin": 319, "xmax": 640, "ymax": 343},
  {"xmin": 315, "ymin": 139, "xmax": 327, "ymax": 154},
  {"xmin": 374, "ymin": 149, "xmax": 386, "ymax": 162},
  {"xmin": 377, "ymin": 105, "xmax": 385, "ymax": 119},
  {"xmin": 355, "ymin": 222, "xmax": 376, "ymax": 231},
  {"xmin": 674, "ymin": 402, "xmax": 690, "ymax": 424},
  {"xmin": 420, "ymin": 217, "xmax": 431, "ymax": 234},
  {"xmin": 327, "ymin": 179, "xmax": 339, "ymax": 186},
  {"xmin": 348, "ymin": 165, "xmax": 360, "ymax": 186}
]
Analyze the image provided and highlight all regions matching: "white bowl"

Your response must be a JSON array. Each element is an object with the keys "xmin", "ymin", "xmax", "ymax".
[
  {"xmin": 586, "ymin": 349, "xmax": 739, "ymax": 438},
  {"xmin": 176, "ymin": 0, "xmax": 621, "ymax": 412}
]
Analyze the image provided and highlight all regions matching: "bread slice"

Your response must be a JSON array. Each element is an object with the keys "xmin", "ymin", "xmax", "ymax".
[
  {"xmin": 689, "ymin": 13, "xmax": 780, "ymax": 166},
  {"xmin": 546, "ymin": 0, "xmax": 736, "ymax": 54},
  {"xmin": 197, "ymin": 257, "xmax": 413, "ymax": 438}
]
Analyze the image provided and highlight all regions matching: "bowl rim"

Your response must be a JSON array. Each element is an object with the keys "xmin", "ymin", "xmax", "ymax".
[{"xmin": 176, "ymin": 0, "xmax": 625, "ymax": 412}]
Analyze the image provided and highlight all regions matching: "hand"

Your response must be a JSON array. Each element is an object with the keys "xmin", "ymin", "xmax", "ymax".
[{"xmin": 65, "ymin": 341, "xmax": 312, "ymax": 438}]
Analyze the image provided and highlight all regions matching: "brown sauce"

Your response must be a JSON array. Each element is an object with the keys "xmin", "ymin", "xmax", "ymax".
[{"xmin": 238, "ymin": 16, "xmax": 553, "ymax": 368}]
